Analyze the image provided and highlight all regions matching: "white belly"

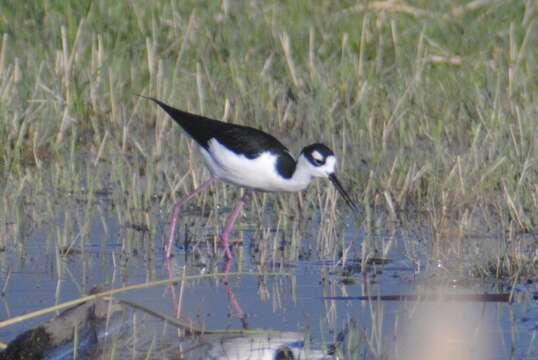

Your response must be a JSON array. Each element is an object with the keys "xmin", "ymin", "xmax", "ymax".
[{"xmin": 198, "ymin": 139, "xmax": 309, "ymax": 192}]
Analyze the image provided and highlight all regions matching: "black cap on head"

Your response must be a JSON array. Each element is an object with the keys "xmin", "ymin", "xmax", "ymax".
[{"xmin": 301, "ymin": 143, "xmax": 335, "ymax": 167}]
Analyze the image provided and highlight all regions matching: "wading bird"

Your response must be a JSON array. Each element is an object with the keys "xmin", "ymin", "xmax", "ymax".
[{"xmin": 143, "ymin": 96, "xmax": 359, "ymax": 260}]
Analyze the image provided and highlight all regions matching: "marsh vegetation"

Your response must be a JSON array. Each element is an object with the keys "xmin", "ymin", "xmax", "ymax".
[{"xmin": 0, "ymin": 1, "xmax": 537, "ymax": 358}]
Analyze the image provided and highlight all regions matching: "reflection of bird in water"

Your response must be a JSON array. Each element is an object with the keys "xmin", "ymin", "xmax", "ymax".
[{"xmin": 204, "ymin": 332, "xmax": 328, "ymax": 360}]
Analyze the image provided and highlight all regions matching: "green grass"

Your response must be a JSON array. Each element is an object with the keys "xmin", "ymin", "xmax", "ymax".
[{"xmin": 0, "ymin": 0, "xmax": 537, "ymax": 279}]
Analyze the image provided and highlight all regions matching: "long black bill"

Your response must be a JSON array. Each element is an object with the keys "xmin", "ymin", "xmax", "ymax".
[{"xmin": 329, "ymin": 174, "xmax": 360, "ymax": 214}]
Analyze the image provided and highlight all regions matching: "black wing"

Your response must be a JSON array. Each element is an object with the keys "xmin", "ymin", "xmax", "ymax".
[
  {"xmin": 144, "ymin": 96, "xmax": 296, "ymax": 178},
  {"xmin": 216, "ymin": 126, "xmax": 296, "ymax": 179}
]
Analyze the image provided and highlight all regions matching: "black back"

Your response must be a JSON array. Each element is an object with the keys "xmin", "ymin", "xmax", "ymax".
[{"xmin": 145, "ymin": 97, "xmax": 297, "ymax": 178}]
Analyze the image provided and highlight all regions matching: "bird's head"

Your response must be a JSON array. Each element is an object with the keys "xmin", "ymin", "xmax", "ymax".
[
  {"xmin": 299, "ymin": 143, "xmax": 359, "ymax": 213},
  {"xmin": 300, "ymin": 143, "xmax": 337, "ymax": 178}
]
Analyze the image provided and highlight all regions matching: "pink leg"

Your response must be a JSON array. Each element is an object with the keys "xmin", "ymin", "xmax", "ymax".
[
  {"xmin": 165, "ymin": 177, "xmax": 215, "ymax": 259},
  {"xmin": 222, "ymin": 259, "xmax": 248, "ymax": 328},
  {"xmin": 221, "ymin": 197, "xmax": 245, "ymax": 260}
]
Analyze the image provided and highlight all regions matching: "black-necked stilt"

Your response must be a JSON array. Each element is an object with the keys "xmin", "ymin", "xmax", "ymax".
[{"xmin": 143, "ymin": 96, "xmax": 359, "ymax": 259}]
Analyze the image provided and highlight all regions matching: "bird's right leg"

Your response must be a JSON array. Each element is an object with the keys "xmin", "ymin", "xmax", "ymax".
[{"xmin": 165, "ymin": 177, "xmax": 216, "ymax": 259}]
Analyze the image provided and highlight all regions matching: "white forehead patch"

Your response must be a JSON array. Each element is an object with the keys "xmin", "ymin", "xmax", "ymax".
[{"xmin": 312, "ymin": 150, "xmax": 323, "ymax": 161}]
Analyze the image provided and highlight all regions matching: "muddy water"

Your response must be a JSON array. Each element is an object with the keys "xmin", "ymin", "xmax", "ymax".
[{"xmin": 0, "ymin": 205, "xmax": 537, "ymax": 359}]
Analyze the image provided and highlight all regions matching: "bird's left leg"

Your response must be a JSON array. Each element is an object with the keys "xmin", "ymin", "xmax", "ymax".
[{"xmin": 220, "ymin": 196, "xmax": 245, "ymax": 260}]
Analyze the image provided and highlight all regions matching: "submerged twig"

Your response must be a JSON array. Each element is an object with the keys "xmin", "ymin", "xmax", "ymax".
[
  {"xmin": 0, "ymin": 271, "xmax": 289, "ymax": 330},
  {"xmin": 322, "ymin": 292, "xmax": 538, "ymax": 302}
]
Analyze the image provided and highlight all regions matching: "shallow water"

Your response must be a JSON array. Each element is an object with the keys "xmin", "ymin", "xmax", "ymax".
[{"xmin": 0, "ymin": 199, "xmax": 537, "ymax": 359}]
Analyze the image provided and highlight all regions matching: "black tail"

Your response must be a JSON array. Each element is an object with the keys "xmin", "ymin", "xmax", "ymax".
[{"xmin": 139, "ymin": 95, "xmax": 226, "ymax": 149}]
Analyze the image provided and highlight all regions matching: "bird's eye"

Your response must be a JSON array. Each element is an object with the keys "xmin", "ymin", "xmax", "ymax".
[{"xmin": 313, "ymin": 158, "xmax": 324, "ymax": 166}]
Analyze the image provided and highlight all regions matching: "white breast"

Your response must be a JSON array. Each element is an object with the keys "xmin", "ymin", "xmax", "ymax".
[{"xmin": 198, "ymin": 139, "xmax": 310, "ymax": 192}]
